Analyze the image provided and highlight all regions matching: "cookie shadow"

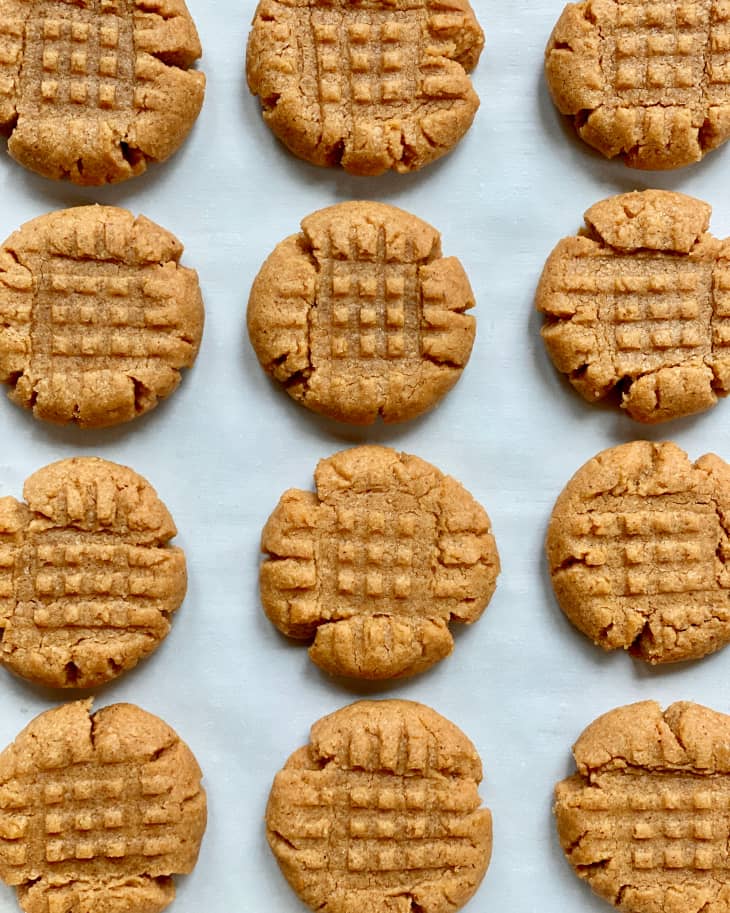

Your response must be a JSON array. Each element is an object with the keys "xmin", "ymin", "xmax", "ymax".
[
  {"xmin": 240, "ymin": 334, "xmax": 448, "ymax": 451},
  {"xmin": 0, "ymin": 372, "xmax": 203, "ymax": 456},
  {"xmin": 606, "ymin": 401, "xmax": 720, "ymax": 445},
  {"xmin": 628, "ymin": 643, "xmax": 730, "ymax": 684},
  {"xmin": 537, "ymin": 500, "xmax": 630, "ymax": 673},
  {"xmin": 528, "ymin": 295, "xmax": 620, "ymax": 427},
  {"xmin": 535, "ymin": 70, "xmax": 730, "ymax": 192},
  {"xmin": 308, "ymin": 656, "xmax": 446, "ymax": 699},
  {"xmin": 2, "ymin": 112, "xmax": 207, "ymax": 214},
  {"xmin": 240, "ymin": 71, "xmax": 472, "ymax": 207}
]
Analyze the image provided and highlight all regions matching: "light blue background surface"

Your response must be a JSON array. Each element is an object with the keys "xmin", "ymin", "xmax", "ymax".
[{"xmin": 1, "ymin": 2, "xmax": 729, "ymax": 911}]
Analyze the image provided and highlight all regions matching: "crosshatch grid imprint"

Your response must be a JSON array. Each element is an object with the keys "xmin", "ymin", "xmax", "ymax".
[
  {"xmin": 0, "ymin": 1, "xmax": 144, "ymax": 119},
  {"xmin": 606, "ymin": 1, "xmax": 730, "ymax": 105},
  {"xmin": 563, "ymin": 772, "xmax": 730, "ymax": 875},
  {"xmin": 325, "ymin": 499, "xmax": 428, "ymax": 608},
  {"xmin": 274, "ymin": 767, "xmax": 485, "ymax": 879},
  {"xmin": 547, "ymin": 251, "xmax": 730, "ymax": 386},
  {"xmin": 0, "ymin": 251, "xmax": 193, "ymax": 402},
  {"xmin": 33, "ymin": 256, "xmax": 188, "ymax": 370},
  {"xmin": 563, "ymin": 498, "xmax": 722, "ymax": 601},
  {"xmin": 0, "ymin": 528, "xmax": 176, "ymax": 634},
  {"xmin": 289, "ymin": 5, "xmax": 471, "ymax": 131},
  {"xmin": 308, "ymin": 10, "xmax": 425, "ymax": 116},
  {"xmin": 308, "ymin": 224, "xmax": 451, "ymax": 397},
  {"xmin": 0, "ymin": 761, "xmax": 183, "ymax": 872},
  {"xmin": 566, "ymin": 0, "xmax": 730, "ymax": 116}
]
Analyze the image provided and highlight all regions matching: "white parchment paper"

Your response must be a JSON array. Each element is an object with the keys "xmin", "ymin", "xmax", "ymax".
[{"xmin": 1, "ymin": 2, "xmax": 730, "ymax": 911}]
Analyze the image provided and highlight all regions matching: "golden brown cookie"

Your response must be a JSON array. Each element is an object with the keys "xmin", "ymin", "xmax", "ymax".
[
  {"xmin": 267, "ymin": 699, "xmax": 492, "ymax": 913},
  {"xmin": 537, "ymin": 190, "xmax": 730, "ymax": 423},
  {"xmin": 0, "ymin": 699, "xmax": 206, "ymax": 913},
  {"xmin": 0, "ymin": 206, "xmax": 204, "ymax": 428},
  {"xmin": 545, "ymin": 0, "xmax": 730, "ymax": 169},
  {"xmin": 546, "ymin": 440, "xmax": 730, "ymax": 664},
  {"xmin": 0, "ymin": 0, "xmax": 205, "ymax": 185},
  {"xmin": 0, "ymin": 456, "xmax": 186, "ymax": 689},
  {"xmin": 247, "ymin": 202, "xmax": 476, "ymax": 424},
  {"xmin": 260, "ymin": 445, "xmax": 499, "ymax": 679},
  {"xmin": 555, "ymin": 700, "xmax": 730, "ymax": 913},
  {"xmin": 246, "ymin": 0, "xmax": 483, "ymax": 175}
]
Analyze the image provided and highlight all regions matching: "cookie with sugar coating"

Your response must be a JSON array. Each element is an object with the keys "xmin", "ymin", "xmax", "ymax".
[
  {"xmin": 247, "ymin": 201, "xmax": 476, "ymax": 425},
  {"xmin": 260, "ymin": 444, "xmax": 499, "ymax": 679}
]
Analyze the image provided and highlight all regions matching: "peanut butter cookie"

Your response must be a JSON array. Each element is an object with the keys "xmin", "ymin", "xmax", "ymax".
[
  {"xmin": 260, "ymin": 445, "xmax": 499, "ymax": 679},
  {"xmin": 545, "ymin": 0, "xmax": 730, "ymax": 169},
  {"xmin": 556, "ymin": 701, "xmax": 730, "ymax": 913},
  {"xmin": 0, "ymin": 206, "xmax": 204, "ymax": 428},
  {"xmin": 546, "ymin": 440, "xmax": 730, "ymax": 664},
  {"xmin": 0, "ymin": 699, "xmax": 206, "ymax": 913},
  {"xmin": 267, "ymin": 699, "xmax": 492, "ymax": 913},
  {"xmin": 247, "ymin": 201, "xmax": 476, "ymax": 424},
  {"xmin": 0, "ymin": 456, "xmax": 186, "ymax": 689},
  {"xmin": 0, "ymin": 0, "xmax": 205, "ymax": 184},
  {"xmin": 246, "ymin": 0, "xmax": 483, "ymax": 175},
  {"xmin": 538, "ymin": 190, "xmax": 730, "ymax": 423}
]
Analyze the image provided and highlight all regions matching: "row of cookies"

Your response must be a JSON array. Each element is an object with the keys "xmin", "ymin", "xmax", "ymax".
[
  {"xmin": 4, "ymin": 435, "xmax": 727, "ymax": 692},
  {"xmin": 1, "ymin": 687, "xmax": 728, "ymax": 913},
  {"xmin": 4, "ymin": 189, "xmax": 726, "ymax": 432},
  {"xmin": 5, "ymin": 0, "xmax": 727, "ymax": 184}
]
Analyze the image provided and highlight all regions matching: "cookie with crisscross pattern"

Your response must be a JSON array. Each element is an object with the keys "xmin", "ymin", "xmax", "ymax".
[
  {"xmin": 0, "ymin": 206, "xmax": 204, "ymax": 428},
  {"xmin": 0, "ymin": 456, "xmax": 186, "ymax": 688},
  {"xmin": 0, "ymin": 0, "xmax": 204, "ymax": 184},
  {"xmin": 246, "ymin": 0, "xmax": 483, "ymax": 175},
  {"xmin": 267, "ymin": 699, "xmax": 492, "ymax": 913},
  {"xmin": 0, "ymin": 699, "xmax": 206, "ymax": 913}
]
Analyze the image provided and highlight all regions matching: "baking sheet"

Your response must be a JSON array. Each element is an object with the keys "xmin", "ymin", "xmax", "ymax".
[{"xmin": 2, "ymin": 2, "xmax": 730, "ymax": 911}]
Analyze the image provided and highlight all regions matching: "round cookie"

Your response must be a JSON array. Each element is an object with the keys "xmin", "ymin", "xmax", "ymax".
[
  {"xmin": 555, "ymin": 700, "xmax": 730, "ymax": 913},
  {"xmin": 545, "ymin": 0, "xmax": 730, "ymax": 169},
  {"xmin": 537, "ymin": 190, "xmax": 730, "ymax": 424},
  {"xmin": 260, "ymin": 445, "xmax": 499, "ymax": 679},
  {"xmin": 0, "ymin": 206, "xmax": 204, "ymax": 428},
  {"xmin": 0, "ymin": 699, "xmax": 206, "ymax": 913},
  {"xmin": 0, "ymin": 0, "xmax": 205, "ymax": 185},
  {"xmin": 267, "ymin": 699, "xmax": 492, "ymax": 913},
  {"xmin": 0, "ymin": 456, "xmax": 187, "ymax": 688},
  {"xmin": 546, "ymin": 440, "xmax": 730, "ymax": 664},
  {"xmin": 248, "ymin": 202, "xmax": 477, "ymax": 424},
  {"xmin": 246, "ymin": 0, "xmax": 483, "ymax": 175}
]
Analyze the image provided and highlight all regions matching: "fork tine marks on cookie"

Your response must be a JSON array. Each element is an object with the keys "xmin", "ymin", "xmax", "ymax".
[
  {"xmin": 0, "ymin": 700, "xmax": 206, "ymax": 913},
  {"xmin": 248, "ymin": 202, "xmax": 476, "ymax": 425},
  {"xmin": 545, "ymin": 0, "xmax": 730, "ymax": 168},
  {"xmin": 246, "ymin": 0, "xmax": 483, "ymax": 175},
  {"xmin": 267, "ymin": 700, "xmax": 491, "ymax": 913},
  {"xmin": 537, "ymin": 190, "xmax": 730, "ymax": 424},
  {"xmin": 0, "ymin": 457, "xmax": 187, "ymax": 689},
  {"xmin": 0, "ymin": 206, "xmax": 204, "ymax": 429},
  {"xmin": 260, "ymin": 445, "xmax": 499, "ymax": 681},
  {"xmin": 0, "ymin": 0, "xmax": 205, "ymax": 184}
]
